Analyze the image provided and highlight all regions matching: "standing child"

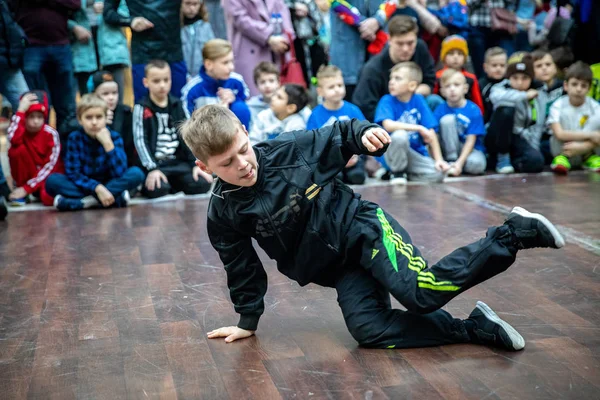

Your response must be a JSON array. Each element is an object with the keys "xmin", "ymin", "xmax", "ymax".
[
  {"xmin": 548, "ymin": 61, "xmax": 600, "ymax": 174},
  {"xmin": 480, "ymin": 47, "xmax": 508, "ymax": 123},
  {"xmin": 375, "ymin": 62, "xmax": 448, "ymax": 182},
  {"xmin": 45, "ymin": 94, "xmax": 145, "ymax": 211},
  {"xmin": 307, "ymin": 65, "xmax": 367, "ymax": 184},
  {"xmin": 181, "ymin": 0, "xmax": 215, "ymax": 80},
  {"xmin": 250, "ymin": 84, "xmax": 309, "ymax": 144},
  {"xmin": 134, "ymin": 60, "xmax": 213, "ymax": 198},
  {"xmin": 179, "ymin": 104, "xmax": 565, "ymax": 352},
  {"xmin": 434, "ymin": 69, "xmax": 487, "ymax": 176},
  {"xmin": 181, "ymin": 39, "xmax": 251, "ymax": 128},
  {"xmin": 7, "ymin": 91, "xmax": 64, "ymax": 206},
  {"xmin": 433, "ymin": 35, "xmax": 484, "ymax": 114}
]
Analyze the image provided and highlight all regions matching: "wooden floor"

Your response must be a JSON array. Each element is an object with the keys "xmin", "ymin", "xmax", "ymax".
[{"xmin": 1, "ymin": 173, "xmax": 599, "ymax": 400}]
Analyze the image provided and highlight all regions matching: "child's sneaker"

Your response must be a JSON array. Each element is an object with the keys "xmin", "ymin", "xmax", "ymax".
[
  {"xmin": 114, "ymin": 190, "xmax": 130, "ymax": 208},
  {"xmin": 504, "ymin": 206, "xmax": 565, "ymax": 249},
  {"xmin": 0, "ymin": 196, "xmax": 7, "ymax": 221},
  {"xmin": 466, "ymin": 301, "xmax": 525, "ymax": 351},
  {"xmin": 9, "ymin": 198, "xmax": 26, "ymax": 207},
  {"xmin": 495, "ymin": 153, "xmax": 514, "ymax": 174},
  {"xmin": 53, "ymin": 195, "xmax": 84, "ymax": 212},
  {"xmin": 582, "ymin": 154, "xmax": 600, "ymax": 172},
  {"xmin": 551, "ymin": 154, "xmax": 571, "ymax": 175}
]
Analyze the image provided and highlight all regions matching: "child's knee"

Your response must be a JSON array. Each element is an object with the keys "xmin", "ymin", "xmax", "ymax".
[
  {"xmin": 464, "ymin": 154, "xmax": 487, "ymax": 175},
  {"xmin": 439, "ymin": 114, "xmax": 456, "ymax": 130}
]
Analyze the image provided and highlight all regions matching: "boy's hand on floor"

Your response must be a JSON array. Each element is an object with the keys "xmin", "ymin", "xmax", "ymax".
[
  {"xmin": 447, "ymin": 162, "xmax": 463, "ymax": 176},
  {"xmin": 207, "ymin": 326, "xmax": 255, "ymax": 343},
  {"xmin": 146, "ymin": 170, "xmax": 168, "ymax": 191},
  {"xmin": 435, "ymin": 159, "xmax": 451, "ymax": 172},
  {"xmin": 362, "ymin": 127, "xmax": 391, "ymax": 152},
  {"xmin": 9, "ymin": 187, "xmax": 27, "ymax": 200},
  {"xmin": 193, "ymin": 166, "xmax": 214, "ymax": 183},
  {"xmin": 17, "ymin": 93, "xmax": 38, "ymax": 113},
  {"xmin": 95, "ymin": 184, "xmax": 115, "ymax": 207}
]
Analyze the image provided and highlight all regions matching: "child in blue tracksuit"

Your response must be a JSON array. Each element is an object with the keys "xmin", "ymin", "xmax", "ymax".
[{"xmin": 180, "ymin": 39, "xmax": 251, "ymax": 128}]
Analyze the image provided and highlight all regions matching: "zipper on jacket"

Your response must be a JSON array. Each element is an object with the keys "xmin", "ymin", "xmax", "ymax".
[{"xmin": 254, "ymin": 190, "xmax": 288, "ymax": 252}]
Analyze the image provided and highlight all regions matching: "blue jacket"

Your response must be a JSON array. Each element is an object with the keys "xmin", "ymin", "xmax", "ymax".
[{"xmin": 180, "ymin": 66, "xmax": 250, "ymax": 118}]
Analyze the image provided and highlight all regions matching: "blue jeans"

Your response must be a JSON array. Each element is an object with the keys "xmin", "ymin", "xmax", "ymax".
[
  {"xmin": 468, "ymin": 27, "xmax": 516, "ymax": 78},
  {"xmin": 45, "ymin": 167, "xmax": 145, "ymax": 200},
  {"xmin": 22, "ymin": 45, "xmax": 76, "ymax": 136},
  {"xmin": 132, "ymin": 60, "xmax": 187, "ymax": 102},
  {"xmin": 0, "ymin": 162, "xmax": 6, "ymax": 186},
  {"xmin": 0, "ymin": 67, "xmax": 29, "ymax": 110}
]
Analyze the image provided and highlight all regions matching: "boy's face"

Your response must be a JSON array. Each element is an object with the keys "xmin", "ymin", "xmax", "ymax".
[
  {"xmin": 317, "ymin": 75, "xmax": 345, "ymax": 104},
  {"xmin": 270, "ymin": 87, "xmax": 296, "ymax": 119},
  {"xmin": 509, "ymin": 73, "xmax": 532, "ymax": 92},
  {"xmin": 143, "ymin": 66, "xmax": 172, "ymax": 100},
  {"xmin": 182, "ymin": 0, "xmax": 201, "ymax": 19},
  {"xmin": 256, "ymin": 73, "xmax": 280, "ymax": 101},
  {"xmin": 389, "ymin": 32, "xmax": 417, "ymax": 63},
  {"xmin": 25, "ymin": 111, "xmax": 44, "ymax": 133},
  {"xmin": 205, "ymin": 52, "xmax": 235, "ymax": 81},
  {"xmin": 533, "ymin": 54, "xmax": 557, "ymax": 84},
  {"xmin": 197, "ymin": 125, "xmax": 258, "ymax": 187},
  {"xmin": 78, "ymin": 107, "xmax": 107, "ymax": 137},
  {"xmin": 484, "ymin": 54, "xmax": 507, "ymax": 80},
  {"xmin": 95, "ymin": 81, "xmax": 119, "ymax": 111},
  {"xmin": 564, "ymin": 78, "xmax": 590, "ymax": 106},
  {"xmin": 440, "ymin": 73, "xmax": 468, "ymax": 104},
  {"xmin": 444, "ymin": 49, "xmax": 466, "ymax": 70},
  {"xmin": 388, "ymin": 68, "xmax": 416, "ymax": 98}
]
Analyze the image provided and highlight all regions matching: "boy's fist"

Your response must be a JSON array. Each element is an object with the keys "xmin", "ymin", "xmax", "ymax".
[
  {"xmin": 526, "ymin": 89, "xmax": 538, "ymax": 100},
  {"xmin": 17, "ymin": 93, "xmax": 38, "ymax": 113},
  {"xmin": 207, "ymin": 326, "xmax": 255, "ymax": 343},
  {"xmin": 362, "ymin": 127, "xmax": 391, "ymax": 152}
]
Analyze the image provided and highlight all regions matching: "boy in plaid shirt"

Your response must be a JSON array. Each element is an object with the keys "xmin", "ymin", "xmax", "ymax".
[{"xmin": 46, "ymin": 94, "xmax": 145, "ymax": 211}]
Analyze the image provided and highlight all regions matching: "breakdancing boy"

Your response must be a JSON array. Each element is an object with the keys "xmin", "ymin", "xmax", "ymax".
[{"xmin": 180, "ymin": 105, "xmax": 564, "ymax": 350}]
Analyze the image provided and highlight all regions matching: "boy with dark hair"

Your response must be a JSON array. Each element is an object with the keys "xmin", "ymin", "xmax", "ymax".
[
  {"xmin": 480, "ymin": 47, "xmax": 507, "ymax": 123},
  {"xmin": 247, "ymin": 62, "xmax": 281, "ymax": 123},
  {"xmin": 134, "ymin": 59, "xmax": 213, "ymax": 198},
  {"xmin": 179, "ymin": 104, "xmax": 564, "ymax": 351}
]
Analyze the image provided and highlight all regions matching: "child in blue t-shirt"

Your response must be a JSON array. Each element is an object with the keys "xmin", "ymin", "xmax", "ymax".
[
  {"xmin": 307, "ymin": 65, "xmax": 367, "ymax": 184},
  {"xmin": 434, "ymin": 69, "xmax": 487, "ymax": 176},
  {"xmin": 375, "ymin": 62, "xmax": 448, "ymax": 182}
]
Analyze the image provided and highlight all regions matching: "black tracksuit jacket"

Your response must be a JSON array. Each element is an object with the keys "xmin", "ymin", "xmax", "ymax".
[{"xmin": 207, "ymin": 120, "xmax": 386, "ymax": 331}]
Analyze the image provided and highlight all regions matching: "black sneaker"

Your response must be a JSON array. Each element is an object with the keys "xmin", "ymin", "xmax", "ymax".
[
  {"xmin": 0, "ymin": 196, "xmax": 7, "ymax": 221},
  {"xmin": 467, "ymin": 301, "xmax": 525, "ymax": 351},
  {"xmin": 504, "ymin": 206, "xmax": 565, "ymax": 249},
  {"xmin": 114, "ymin": 190, "xmax": 130, "ymax": 208},
  {"xmin": 53, "ymin": 195, "xmax": 84, "ymax": 212}
]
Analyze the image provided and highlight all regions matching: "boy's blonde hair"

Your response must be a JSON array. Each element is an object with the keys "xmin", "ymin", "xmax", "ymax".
[
  {"xmin": 316, "ymin": 65, "xmax": 342, "ymax": 83},
  {"xmin": 484, "ymin": 47, "xmax": 506, "ymax": 63},
  {"xmin": 202, "ymin": 39, "xmax": 233, "ymax": 61},
  {"xmin": 391, "ymin": 61, "xmax": 423, "ymax": 84},
  {"xmin": 77, "ymin": 93, "xmax": 108, "ymax": 119},
  {"xmin": 439, "ymin": 68, "xmax": 465, "ymax": 87},
  {"xmin": 180, "ymin": 105, "xmax": 242, "ymax": 162}
]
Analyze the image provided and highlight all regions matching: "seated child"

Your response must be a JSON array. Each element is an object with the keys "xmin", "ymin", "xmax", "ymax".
[
  {"xmin": 434, "ymin": 69, "xmax": 487, "ymax": 176},
  {"xmin": 7, "ymin": 91, "xmax": 64, "ymax": 206},
  {"xmin": 307, "ymin": 65, "xmax": 367, "ymax": 185},
  {"xmin": 433, "ymin": 35, "xmax": 484, "ymax": 114},
  {"xmin": 133, "ymin": 60, "xmax": 213, "ymax": 199},
  {"xmin": 181, "ymin": 39, "xmax": 251, "ymax": 128},
  {"xmin": 249, "ymin": 84, "xmax": 309, "ymax": 144},
  {"xmin": 479, "ymin": 47, "xmax": 508, "ymax": 123},
  {"xmin": 179, "ymin": 104, "xmax": 565, "ymax": 353},
  {"xmin": 89, "ymin": 70, "xmax": 136, "ymax": 166},
  {"xmin": 375, "ymin": 62, "xmax": 448, "ymax": 182},
  {"xmin": 45, "ymin": 94, "xmax": 145, "ymax": 211},
  {"xmin": 489, "ymin": 53, "xmax": 547, "ymax": 174},
  {"xmin": 548, "ymin": 61, "xmax": 600, "ymax": 174},
  {"xmin": 532, "ymin": 50, "xmax": 563, "ymax": 107}
]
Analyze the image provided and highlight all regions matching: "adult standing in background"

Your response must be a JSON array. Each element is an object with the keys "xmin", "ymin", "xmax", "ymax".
[
  {"xmin": 103, "ymin": 0, "xmax": 186, "ymax": 101},
  {"xmin": 205, "ymin": 0, "xmax": 228, "ymax": 40},
  {"xmin": 0, "ymin": 0, "xmax": 28, "ymax": 111},
  {"xmin": 223, "ymin": 0, "xmax": 294, "ymax": 96}
]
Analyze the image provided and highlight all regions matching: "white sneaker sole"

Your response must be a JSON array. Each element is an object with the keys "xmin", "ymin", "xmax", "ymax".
[
  {"xmin": 476, "ymin": 301, "xmax": 525, "ymax": 351},
  {"xmin": 510, "ymin": 206, "xmax": 565, "ymax": 249}
]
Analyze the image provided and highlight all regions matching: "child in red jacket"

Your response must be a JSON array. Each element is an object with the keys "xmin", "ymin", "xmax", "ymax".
[
  {"xmin": 7, "ymin": 91, "xmax": 64, "ymax": 206},
  {"xmin": 433, "ymin": 35, "xmax": 484, "ymax": 114}
]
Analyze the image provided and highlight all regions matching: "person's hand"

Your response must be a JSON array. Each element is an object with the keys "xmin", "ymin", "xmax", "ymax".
[
  {"xmin": 562, "ymin": 141, "xmax": 593, "ymax": 157},
  {"xmin": 193, "ymin": 166, "xmax": 214, "ymax": 183},
  {"xmin": 95, "ymin": 127, "xmax": 113, "ymax": 146},
  {"xmin": 294, "ymin": 2, "xmax": 309, "ymax": 17},
  {"xmin": 207, "ymin": 326, "xmax": 255, "ymax": 343},
  {"xmin": 9, "ymin": 187, "xmax": 27, "ymax": 200},
  {"xmin": 586, "ymin": 131, "xmax": 600, "ymax": 146},
  {"xmin": 345, "ymin": 155, "xmax": 359, "ymax": 168},
  {"xmin": 73, "ymin": 25, "xmax": 92, "ymax": 43},
  {"xmin": 145, "ymin": 169, "xmax": 168, "ymax": 191},
  {"xmin": 17, "ymin": 93, "xmax": 38, "ymax": 113},
  {"xmin": 362, "ymin": 127, "xmax": 391, "ymax": 152},
  {"xmin": 447, "ymin": 161, "xmax": 463, "ymax": 176},
  {"xmin": 435, "ymin": 159, "xmax": 451, "ymax": 172},
  {"xmin": 419, "ymin": 127, "xmax": 437, "ymax": 144},
  {"xmin": 436, "ymin": 25, "xmax": 449, "ymax": 38},
  {"xmin": 95, "ymin": 184, "xmax": 115, "ymax": 207},
  {"xmin": 268, "ymin": 35, "xmax": 289, "ymax": 54},
  {"xmin": 359, "ymin": 18, "xmax": 379, "ymax": 41},
  {"xmin": 526, "ymin": 89, "xmax": 538, "ymax": 100},
  {"xmin": 130, "ymin": 16, "xmax": 154, "ymax": 32},
  {"xmin": 93, "ymin": 1, "xmax": 104, "ymax": 14},
  {"xmin": 217, "ymin": 88, "xmax": 235, "ymax": 106},
  {"xmin": 106, "ymin": 109, "xmax": 114, "ymax": 125}
]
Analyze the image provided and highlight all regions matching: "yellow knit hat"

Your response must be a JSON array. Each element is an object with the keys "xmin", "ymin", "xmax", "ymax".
[{"xmin": 440, "ymin": 35, "xmax": 469, "ymax": 63}]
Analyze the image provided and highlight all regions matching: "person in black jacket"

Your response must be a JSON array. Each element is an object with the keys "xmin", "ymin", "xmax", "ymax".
[
  {"xmin": 180, "ymin": 104, "xmax": 565, "ymax": 350},
  {"xmin": 133, "ymin": 60, "xmax": 212, "ymax": 198},
  {"xmin": 103, "ymin": 0, "xmax": 187, "ymax": 101},
  {"xmin": 0, "ymin": 0, "xmax": 28, "ymax": 111},
  {"xmin": 352, "ymin": 15, "xmax": 440, "ymax": 122}
]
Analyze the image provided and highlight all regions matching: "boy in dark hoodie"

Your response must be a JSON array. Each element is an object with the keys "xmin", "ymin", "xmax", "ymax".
[
  {"xmin": 133, "ymin": 59, "xmax": 213, "ymax": 198},
  {"xmin": 479, "ymin": 47, "xmax": 507, "ymax": 124}
]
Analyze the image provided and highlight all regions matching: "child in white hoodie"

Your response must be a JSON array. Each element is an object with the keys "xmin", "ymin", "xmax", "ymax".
[{"xmin": 250, "ymin": 84, "xmax": 310, "ymax": 144}]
